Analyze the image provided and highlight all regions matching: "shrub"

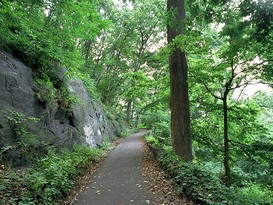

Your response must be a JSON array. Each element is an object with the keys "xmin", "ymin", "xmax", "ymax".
[
  {"xmin": 0, "ymin": 145, "xmax": 100, "ymax": 204},
  {"xmin": 238, "ymin": 183, "xmax": 273, "ymax": 205},
  {"xmin": 145, "ymin": 137, "xmax": 273, "ymax": 205}
]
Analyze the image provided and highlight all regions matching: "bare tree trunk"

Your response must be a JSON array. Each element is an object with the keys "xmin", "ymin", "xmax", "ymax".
[
  {"xmin": 84, "ymin": 40, "xmax": 92, "ymax": 67},
  {"xmin": 126, "ymin": 99, "xmax": 132, "ymax": 124},
  {"xmin": 223, "ymin": 96, "xmax": 231, "ymax": 187},
  {"xmin": 167, "ymin": 0, "xmax": 192, "ymax": 161}
]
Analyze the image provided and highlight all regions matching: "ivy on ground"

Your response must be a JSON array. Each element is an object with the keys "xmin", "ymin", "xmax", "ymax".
[{"xmin": 145, "ymin": 136, "xmax": 273, "ymax": 205}]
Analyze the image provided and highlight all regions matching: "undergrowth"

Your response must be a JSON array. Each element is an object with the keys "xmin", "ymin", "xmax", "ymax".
[
  {"xmin": 0, "ymin": 145, "xmax": 100, "ymax": 205},
  {"xmin": 145, "ymin": 135, "xmax": 273, "ymax": 205},
  {"xmin": 0, "ymin": 109, "xmax": 116, "ymax": 205}
]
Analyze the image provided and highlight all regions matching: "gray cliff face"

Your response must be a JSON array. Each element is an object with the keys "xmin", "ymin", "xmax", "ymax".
[
  {"xmin": 65, "ymin": 73, "xmax": 116, "ymax": 147},
  {"xmin": 0, "ymin": 51, "xmax": 116, "ymax": 165},
  {"xmin": 0, "ymin": 51, "xmax": 41, "ymax": 147}
]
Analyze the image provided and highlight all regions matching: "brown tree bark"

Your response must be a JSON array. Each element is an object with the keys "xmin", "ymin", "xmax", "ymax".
[{"xmin": 167, "ymin": 0, "xmax": 192, "ymax": 161}]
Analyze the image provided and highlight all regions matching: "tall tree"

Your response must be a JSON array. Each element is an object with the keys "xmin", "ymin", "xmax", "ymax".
[{"xmin": 167, "ymin": 0, "xmax": 192, "ymax": 161}]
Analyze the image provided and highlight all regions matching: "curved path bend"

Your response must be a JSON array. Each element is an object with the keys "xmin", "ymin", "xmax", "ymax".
[{"xmin": 74, "ymin": 130, "xmax": 150, "ymax": 205}]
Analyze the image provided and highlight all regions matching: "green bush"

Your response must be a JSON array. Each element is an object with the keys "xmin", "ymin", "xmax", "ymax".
[
  {"xmin": 0, "ymin": 167, "xmax": 37, "ymax": 205},
  {"xmin": 0, "ymin": 145, "xmax": 100, "ymax": 205},
  {"xmin": 142, "ymin": 111, "xmax": 171, "ymax": 145},
  {"xmin": 145, "ymin": 135, "xmax": 159, "ymax": 146},
  {"xmin": 239, "ymin": 183, "xmax": 273, "ymax": 205},
  {"xmin": 119, "ymin": 129, "xmax": 132, "ymax": 138},
  {"xmin": 146, "ymin": 137, "xmax": 273, "ymax": 205}
]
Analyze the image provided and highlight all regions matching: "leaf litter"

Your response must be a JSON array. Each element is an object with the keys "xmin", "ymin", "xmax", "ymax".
[{"xmin": 141, "ymin": 140, "xmax": 194, "ymax": 205}]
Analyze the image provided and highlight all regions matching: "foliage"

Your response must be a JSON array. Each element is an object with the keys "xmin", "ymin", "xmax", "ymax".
[
  {"xmin": 0, "ymin": 110, "xmax": 104, "ymax": 204},
  {"xmin": 0, "ymin": 145, "xmax": 100, "ymax": 205},
  {"xmin": 87, "ymin": 0, "xmax": 167, "ymax": 126},
  {"xmin": 239, "ymin": 183, "xmax": 273, "ymax": 205},
  {"xmin": 0, "ymin": 0, "xmax": 107, "ymax": 112},
  {"xmin": 253, "ymin": 91, "xmax": 273, "ymax": 132},
  {"xmin": 142, "ymin": 110, "xmax": 171, "ymax": 145},
  {"xmin": 0, "ymin": 0, "xmax": 107, "ymax": 69},
  {"xmin": 77, "ymin": 72, "xmax": 100, "ymax": 101},
  {"xmin": 34, "ymin": 77, "xmax": 58, "ymax": 108},
  {"xmin": 1, "ymin": 0, "xmax": 273, "ymax": 203},
  {"xmin": 145, "ymin": 136, "xmax": 273, "ymax": 205},
  {"xmin": 1, "ymin": 110, "xmax": 47, "ymax": 165},
  {"xmin": 118, "ymin": 128, "xmax": 137, "ymax": 138}
]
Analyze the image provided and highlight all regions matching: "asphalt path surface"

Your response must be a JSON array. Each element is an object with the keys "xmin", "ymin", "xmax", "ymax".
[{"xmin": 73, "ymin": 130, "xmax": 150, "ymax": 205}]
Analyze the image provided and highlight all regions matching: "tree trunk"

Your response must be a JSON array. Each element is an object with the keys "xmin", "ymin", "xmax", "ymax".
[
  {"xmin": 167, "ymin": 0, "xmax": 192, "ymax": 161},
  {"xmin": 126, "ymin": 99, "xmax": 132, "ymax": 124},
  {"xmin": 84, "ymin": 40, "xmax": 92, "ymax": 67},
  {"xmin": 223, "ymin": 96, "xmax": 231, "ymax": 187}
]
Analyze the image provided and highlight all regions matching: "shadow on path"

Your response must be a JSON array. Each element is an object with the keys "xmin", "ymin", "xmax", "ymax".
[{"xmin": 73, "ymin": 130, "xmax": 150, "ymax": 205}]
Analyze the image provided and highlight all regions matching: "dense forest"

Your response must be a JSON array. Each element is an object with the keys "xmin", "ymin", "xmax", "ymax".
[{"xmin": 0, "ymin": 0, "xmax": 273, "ymax": 204}]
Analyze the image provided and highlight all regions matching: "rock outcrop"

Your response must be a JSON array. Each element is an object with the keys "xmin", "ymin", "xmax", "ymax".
[
  {"xmin": 64, "ymin": 69, "xmax": 116, "ymax": 147},
  {"xmin": 0, "ymin": 51, "xmax": 116, "ymax": 166}
]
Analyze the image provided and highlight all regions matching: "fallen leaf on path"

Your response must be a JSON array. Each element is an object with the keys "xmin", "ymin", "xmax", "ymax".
[{"xmin": 142, "ymin": 141, "xmax": 194, "ymax": 205}]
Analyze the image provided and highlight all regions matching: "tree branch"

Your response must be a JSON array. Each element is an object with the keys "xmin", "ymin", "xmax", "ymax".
[{"xmin": 203, "ymin": 83, "xmax": 223, "ymax": 100}]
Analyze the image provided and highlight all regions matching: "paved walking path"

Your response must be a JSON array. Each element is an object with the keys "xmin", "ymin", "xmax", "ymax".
[{"xmin": 73, "ymin": 130, "xmax": 150, "ymax": 205}]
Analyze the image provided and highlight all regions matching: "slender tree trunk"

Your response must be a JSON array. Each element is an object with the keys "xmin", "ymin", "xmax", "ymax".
[
  {"xmin": 167, "ymin": 0, "xmax": 192, "ymax": 161},
  {"xmin": 126, "ymin": 99, "xmax": 132, "ymax": 124},
  {"xmin": 223, "ymin": 96, "xmax": 231, "ymax": 187},
  {"xmin": 84, "ymin": 40, "xmax": 92, "ymax": 66}
]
